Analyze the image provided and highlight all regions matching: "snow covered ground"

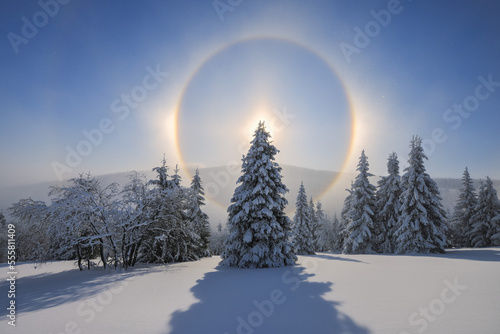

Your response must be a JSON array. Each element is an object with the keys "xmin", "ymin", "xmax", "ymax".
[{"xmin": 1, "ymin": 248, "xmax": 499, "ymax": 334}]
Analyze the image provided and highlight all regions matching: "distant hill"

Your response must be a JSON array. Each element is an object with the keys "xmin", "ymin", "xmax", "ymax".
[{"xmin": 1, "ymin": 165, "xmax": 497, "ymax": 227}]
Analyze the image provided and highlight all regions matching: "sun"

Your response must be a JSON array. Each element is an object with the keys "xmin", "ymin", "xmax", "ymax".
[{"xmin": 243, "ymin": 106, "xmax": 277, "ymax": 141}]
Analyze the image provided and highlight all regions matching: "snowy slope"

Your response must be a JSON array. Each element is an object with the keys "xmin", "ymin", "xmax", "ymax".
[{"xmin": 1, "ymin": 248, "xmax": 499, "ymax": 334}]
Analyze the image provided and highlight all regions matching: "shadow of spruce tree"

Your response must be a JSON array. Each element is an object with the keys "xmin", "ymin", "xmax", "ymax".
[{"xmin": 167, "ymin": 263, "xmax": 370, "ymax": 334}]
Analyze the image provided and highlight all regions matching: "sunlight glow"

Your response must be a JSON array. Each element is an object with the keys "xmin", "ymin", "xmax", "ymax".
[{"xmin": 244, "ymin": 105, "xmax": 277, "ymax": 141}]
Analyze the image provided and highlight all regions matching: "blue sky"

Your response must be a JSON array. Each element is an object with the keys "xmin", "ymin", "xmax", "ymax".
[{"xmin": 1, "ymin": 0, "xmax": 499, "ymax": 190}]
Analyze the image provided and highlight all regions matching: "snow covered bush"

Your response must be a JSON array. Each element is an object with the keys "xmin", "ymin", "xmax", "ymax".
[{"xmin": 8, "ymin": 157, "xmax": 212, "ymax": 270}]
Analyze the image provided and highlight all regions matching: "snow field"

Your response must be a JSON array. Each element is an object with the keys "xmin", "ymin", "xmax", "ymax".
[{"xmin": 1, "ymin": 248, "xmax": 499, "ymax": 334}]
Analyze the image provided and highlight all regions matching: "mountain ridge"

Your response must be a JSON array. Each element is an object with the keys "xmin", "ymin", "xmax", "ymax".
[{"xmin": 1, "ymin": 165, "xmax": 498, "ymax": 226}]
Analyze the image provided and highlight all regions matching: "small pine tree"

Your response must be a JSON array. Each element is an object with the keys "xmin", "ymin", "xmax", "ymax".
[
  {"xmin": 343, "ymin": 150, "xmax": 377, "ymax": 254},
  {"xmin": 467, "ymin": 180, "xmax": 489, "ymax": 247},
  {"xmin": 150, "ymin": 155, "xmax": 170, "ymax": 190},
  {"xmin": 450, "ymin": 167, "xmax": 478, "ymax": 247},
  {"xmin": 309, "ymin": 197, "xmax": 321, "ymax": 252},
  {"xmin": 315, "ymin": 201, "xmax": 331, "ymax": 251},
  {"xmin": 331, "ymin": 214, "xmax": 343, "ymax": 252},
  {"xmin": 394, "ymin": 136, "xmax": 447, "ymax": 254},
  {"xmin": 209, "ymin": 222, "xmax": 228, "ymax": 256},
  {"xmin": 339, "ymin": 182, "xmax": 354, "ymax": 249},
  {"xmin": 467, "ymin": 177, "xmax": 500, "ymax": 247},
  {"xmin": 220, "ymin": 121, "xmax": 296, "ymax": 268},
  {"xmin": 292, "ymin": 183, "xmax": 316, "ymax": 255},
  {"xmin": 188, "ymin": 168, "xmax": 211, "ymax": 257},
  {"xmin": 375, "ymin": 152, "xmax": 402, "ymax": 253},
  {"xmin": 483, "ymin": 178, "xmax": 500, "ymax": 246},
  {"xmin": 492, "ymin": 214, "xmax": 500, "ymax": 246},
  {"xmin": 172, "ymin": 165, "xmax": 182, "ymax": 188}
]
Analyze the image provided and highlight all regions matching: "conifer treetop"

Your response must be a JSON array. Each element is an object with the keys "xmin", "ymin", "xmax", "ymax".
[{"xmin": 387, "ymin": 152, "xmax": 399, "ymax": 176}]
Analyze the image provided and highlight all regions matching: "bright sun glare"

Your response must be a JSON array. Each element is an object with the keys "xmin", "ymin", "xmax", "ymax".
[{"xmin": 244, "ymin": 106, "xmax": 277, "ymax": 141}]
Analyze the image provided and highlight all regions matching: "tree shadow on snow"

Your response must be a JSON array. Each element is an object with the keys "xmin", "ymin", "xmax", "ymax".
[
  {"xmin": 0, "ymin": 264, "xmax": 159, "ymax": 317},
  {"xmin": 167, "ymin": 264, "xmax": 370, "ymax": 334},
  {"xmin": 310, "ymin": 253, "xmax": 368, "ymax": 264},
  {"xmin": 368, "ymin": 247, "xmax": 500, "ymax": 262},
  {"xmin": 434, "ymin": 247, "xmax": 500, "ymax": 262}
]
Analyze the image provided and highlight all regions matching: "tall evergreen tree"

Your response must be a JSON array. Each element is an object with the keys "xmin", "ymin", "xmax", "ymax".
[
  {"xmin": 394, "ymin": 136, "xmax": 447, "ymax": 254},
  {"xmin": 375, "ymin": 152, "xmax": 402, "ymax": 253},
  {"xmin": 188, "ymin": 168, "xmax": 211, "ymax": 257},
  {"xmin": 221, "ymin": 122, "xmax": 296, "ymax": 268},
  {"xmin": 343, "ymin": 150, "xmax": 377, "ymax": 254},
  {"xmin": 292, "ymin": 183, "xmax": 315, "ymax": 255},
  {"xmin": 451, "ymin": 167, "xmax": 478, "ymax": 247},
  {"xmin": 467, "ymin": 177, "xmax": 500, "ymax": 247}
]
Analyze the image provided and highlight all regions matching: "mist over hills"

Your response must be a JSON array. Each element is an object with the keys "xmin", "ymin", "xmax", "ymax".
[{"xmin": 1, "ymin": 165, "xmax": 497, "ymax": 227}]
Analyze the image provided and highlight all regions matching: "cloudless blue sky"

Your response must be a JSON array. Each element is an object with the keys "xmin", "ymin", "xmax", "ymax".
[{"xmin": 1, "ymin": 0, "xmax": 499, "ymax": 194}]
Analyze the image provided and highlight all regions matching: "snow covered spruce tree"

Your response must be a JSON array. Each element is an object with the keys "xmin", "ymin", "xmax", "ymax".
[
  {"xmin": 316, "ymin": 201, "xmax": 332, "ymax": 251},
  {"xmin": 343, "ymin": 150, "xmax": 378, "ymax": 254},
  {"xmin": 338, "ymin": 181, "xmax": 354, "ymax": 250},
  {"xmin": 187, "ymin": 168, "xmax": 211, "ymax": 257},
  {"xmin": 393, "ymin": 136, "xmax": 447, "ymax": 254},
  {"xmin": 220, "ymin": 121, "xmax": 296, "ymax": 268},
  {"xmin": 317, "ymin": 203, "xmax": 343, "ymax": 253},
  {"xmin": 309, "ymin": 197, "xmax": 321, "ymax": 252},
  {"xmin": 375, "ymin": 152, "xmax": 402, "ymax": 253},
  {"xmin": 330, "ymin": 214, "xmax": 344, "ymax": 252},
  {"xmin": 450, "ymin": 167, "xmax": 478, "ymax": 247},
  {"xmin": 467, "ymin": 177, "xmax": 500, "ymax": 247},
  {"xmin": 292, "ymin": 183, "xmax": 316, "ymax": 255}
]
